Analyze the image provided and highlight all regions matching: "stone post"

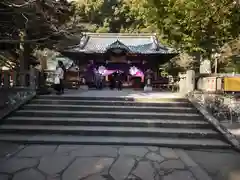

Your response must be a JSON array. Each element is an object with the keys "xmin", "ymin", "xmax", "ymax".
[
  {"xmin": 144, "ymin": 69, "xmax": 153, "ymax": 92},
  {"xmin": 3, "ymin": 71, "xmax": 10, "ymax": 88},
  {"xmin": 186, "ymin": 70, "xmax": 195, "ymax": 93}
]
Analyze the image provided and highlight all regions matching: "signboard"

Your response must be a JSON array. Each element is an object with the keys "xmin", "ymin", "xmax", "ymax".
[{"xmin": 224, "ymin": 77, "xmax": 240, "ymax": 92}]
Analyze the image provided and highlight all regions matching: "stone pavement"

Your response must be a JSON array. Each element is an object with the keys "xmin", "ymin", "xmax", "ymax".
[
  {"xmin": 1, "ymin": 143, "xmax": 239, "ymax": 180},
  {"xmin": 54, "ymin": 89, "xmax": 183, "ymax": 99}
]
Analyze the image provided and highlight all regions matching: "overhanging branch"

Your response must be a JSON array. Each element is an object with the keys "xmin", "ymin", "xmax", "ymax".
[{"xmin": 0, "ymin": 36, "xmax": 50, "ymax": 44}]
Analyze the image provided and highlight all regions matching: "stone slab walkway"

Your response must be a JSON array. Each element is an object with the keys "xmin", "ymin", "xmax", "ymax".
[
  {"xmin": 48, "ymin": 89, "xmax": 184, "ymax": 99},
  {"xmin": 1, "ymin": 143, "xmax": 239, "ymax": 180}
]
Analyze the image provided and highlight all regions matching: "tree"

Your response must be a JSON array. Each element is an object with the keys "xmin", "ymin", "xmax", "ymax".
[
  {"xmin": 0, "ymin": 0, "xmax": 80, "ymax": 69},
  {"xmin": 219, "ymin": 37, "xmax": 240, "ymax": 72},
  {"xmin": 149, "ymin": 0, "xmax": 240, "ymax": 54}
]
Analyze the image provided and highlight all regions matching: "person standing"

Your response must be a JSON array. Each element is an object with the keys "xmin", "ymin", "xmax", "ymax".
[
  {"xmin": 115, "ymin": 70, "xmax": 122, "ymax": 90},
  {"xmin": 54, "ymin": 61, "xmax": 64, "ymax": 95},
  {"xmin": 59, "ymin": 61, "xmax": 66, "ymax": 94},
  {"xmin": 94, "ymin": 69, "xmax": 102, "ymax": 89}
]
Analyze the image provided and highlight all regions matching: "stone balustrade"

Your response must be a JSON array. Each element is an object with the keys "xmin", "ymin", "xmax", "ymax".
[{"xmin": 0, "ymin": 66, "xmax": 39, "ymax": 90}]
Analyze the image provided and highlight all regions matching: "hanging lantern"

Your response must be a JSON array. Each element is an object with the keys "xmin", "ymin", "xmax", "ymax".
[
  {"xmin": 142, "ymin": 60, "xmax": 146, "ymax": 65},
  {"xmin": 105, "ymin": 60, "xmax": 109, "ymax": 64},
  {"xmin": 98, "ymin": 66, "xmax": 106, "ymax": 75},
  {"xmin": 129, "ymin": 66, "xmax": 138, "ymax": 76},
  {"xmin": 127, "ymin": 60, "xmax": 131, "ymax": 64}
]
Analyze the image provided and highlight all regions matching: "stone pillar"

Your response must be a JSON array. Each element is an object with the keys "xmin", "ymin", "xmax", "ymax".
[
  {"xmin": 3, "ymin": 71, "xmax": 10, "ymax": 88},
  {"xmin": 178, "ymin": 74, "xmax": 186, "ymax": 93},
  {"xmin": 186, "ymin": 70, "xmax": 195, "ymax": 93}
]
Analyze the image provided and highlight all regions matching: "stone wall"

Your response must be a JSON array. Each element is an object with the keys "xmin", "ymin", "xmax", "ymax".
[
  {"xmin": 196, "ymin": 74, "xmax": 240, "ymax": 93},
  {"xmin": 178, "ymin": 71, "xmax": 240, "ymax": 93}
]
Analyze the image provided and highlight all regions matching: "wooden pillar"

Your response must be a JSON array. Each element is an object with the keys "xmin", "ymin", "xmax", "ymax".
[
  {"xmin": 12, "ymin": 71, "xmax": 18, "ymax": 87},
  {"xmin": 3, "ymin": 71, "xmax": 10, "ymax": 88}
]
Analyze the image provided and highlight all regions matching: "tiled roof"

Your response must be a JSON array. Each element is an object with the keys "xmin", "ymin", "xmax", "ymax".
[{"xmin": 68, "ymin": 33, "xmax": 173, "ymax": 54}]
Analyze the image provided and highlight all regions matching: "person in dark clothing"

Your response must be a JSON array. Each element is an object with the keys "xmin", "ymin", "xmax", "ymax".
[
  {"xmin": 115, "ymin": 70, "xmax": 122, "ymax": 90},
  {"xmin": 109, "ymin": 74, "xmax": 115, "ymax": 90},
  {"xmin": 94, "ymin": 69, "xmax": 102, "ymax": 89}
]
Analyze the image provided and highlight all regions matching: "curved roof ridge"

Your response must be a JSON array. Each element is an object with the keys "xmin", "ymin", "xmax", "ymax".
[{"xmin": 83, "ymin": 32, "xmax": 157, "ymax": 37}]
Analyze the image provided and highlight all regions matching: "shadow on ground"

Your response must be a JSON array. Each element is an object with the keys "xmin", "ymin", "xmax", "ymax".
[{"xmin": 186, "ymin": 149, "xmax": 240, "ymax": 180}]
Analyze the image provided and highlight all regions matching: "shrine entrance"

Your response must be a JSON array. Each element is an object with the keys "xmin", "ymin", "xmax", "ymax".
[
  {"xmin": 61, "ymin": 33, "xmax": 178, "ymax": 90},
  {"xmin": 97, "ymin": 41, "xmax": 144, "ymax": 89}
]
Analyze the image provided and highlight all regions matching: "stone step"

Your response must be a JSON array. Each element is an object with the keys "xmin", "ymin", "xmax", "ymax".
[
  {"xmin": 23, "ymin": 104, "xmax": 198, "ymax": 113},
  {"xmin": 38, "ymin": 95, "xmax": 188, "ymax": 102},
  {"xmin": 14, "ymin": 110, "xmax": 203, "ymax": 120},
  {"xmin": 5, "ymin": 117, "xmax": 211, "ymax": 129},
  {"xmin": 0, "ymin": 125, "xmax": 219, "ymax": 139},
  {"xmin": 32, "ymin": 99, "xmax": 192, "ymax": 107},
  {"xmin": 0, "ymin": 134, "xmax": 230, "ymax": 149}
]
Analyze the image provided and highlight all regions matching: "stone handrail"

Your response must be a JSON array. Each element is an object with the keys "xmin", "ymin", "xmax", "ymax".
[
  {"xmin": 0, "ymin": 66, "xmax": 39, "ymax": 90},
  {"xmin": 188, "ymin": 91, "xmax": 240, "ymax": 123}
]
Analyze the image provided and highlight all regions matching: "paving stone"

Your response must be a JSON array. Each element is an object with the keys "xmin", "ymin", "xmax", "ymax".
[
  {"xmin": 17, "ymin": 145, "xmax": 57, "ymax": 157},
  {"xmin": 0, "ymin": 158, "xmax": 38, "ymax": 173},
  {"xmin": 158, "ymin": 160, "xmax": 185, "ymax": 170},
  {"xmin": 0, "ymin": 143, "xmax": 24, "ymax": 157},
  {"xmin": 0, "ymin": 174, "xmax": 9, "ymax": 180},
  {"xmin": 84, "ymin": 174, "xmax": 109, "ymax": 180},
  {"xmin": 126, "ymin": 174, "xmax": 141, "ymax": 180},
  {"xmin": 119, "ymin": 146, "xmax": 148, "ymax": 157},
  {"xmin": 46, "ymin": 174, "xmax": 61, "ymax": 180},
  {"xmin": 160, "ymin": 148, "xmax": 178, "ymax": 159},
  {"xmin": 163, "ymin": 170, "xmax": 196, "ymax": 180},
  {"xmin": 13, "ymin": 168, "xmax": 45, "ymax": 180},
  {"xmin": 62, "ymin": 157, "xmax": 114, "ymax": 180},
  {"xmin": 186, "ymin": 150, "xmax": 240, "ymax": 176},
  {"xmin": 146, "ymin": 152, "xmax": 164, "ymax": 163},
  {"xmin": 132, "ymin": 161, "xmax": 156, "ymax": 180},
  {"xmin": 190, "ymin": 167, "xmax": 212, "ymax": 180},
  {"xmin": 175, "ymin": 149, "xmax": 198, "ymax": 167},
  {"xmin": 147, "ymin": 147, "xmax": 159, "ymax": 152},
  {"xmin": 110, "ymin": 157, "xmax": 135, "ymax": 180},
  {"xmin": 38, "ymin": 155, "xmax": 73, "ymax": 175},
  {"xmin": 70, "ymin": 146, "xmax": 117, "ymax": 157},
  {"xmin": 56, "ymin": 145, "xmax": 83, "ymax": 154}
]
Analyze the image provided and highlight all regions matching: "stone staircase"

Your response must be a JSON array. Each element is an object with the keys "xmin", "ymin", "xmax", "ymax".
[{"xmin": 0, "ymin": 95, "xmax": 231, "ymax": 149}]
